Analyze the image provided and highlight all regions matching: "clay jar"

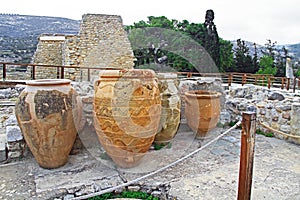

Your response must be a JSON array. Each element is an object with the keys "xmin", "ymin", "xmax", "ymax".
[
  {"xmin": 154, "ymin": 73, "xmax": 181, "ymax": 145},
  {"xmin": 185, "ymin": 90, "xmax": 221, "ymax": 139},
  {"xmin": 15, "ymin": 79, "xmax": 80, "ymax": 169},
  {"xmin": 93, "ymin": 69, "xmax": 161, "ymax": 168}
]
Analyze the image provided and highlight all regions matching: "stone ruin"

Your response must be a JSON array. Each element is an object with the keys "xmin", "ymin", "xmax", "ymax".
[{"xmin": 30, "ymin": 14, "xmax": 135, "ymax": 81}]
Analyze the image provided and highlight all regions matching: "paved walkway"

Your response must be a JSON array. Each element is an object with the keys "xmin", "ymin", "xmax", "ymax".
[{"xmin": 0, "ymin": 123, "xmax": 299, "ymax": 200}]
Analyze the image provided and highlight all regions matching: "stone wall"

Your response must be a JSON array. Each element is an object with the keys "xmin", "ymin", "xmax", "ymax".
[
  {"xmin": 31, "ymin": 14, "xmax": 135, "ymax": 81},
  {"xmin": 220, "ymin": 84, "xmax": 300, "ymax": 144},
  {"xmin": 31, "ymin": 35, "xmax": 65, "ymax": 79}
]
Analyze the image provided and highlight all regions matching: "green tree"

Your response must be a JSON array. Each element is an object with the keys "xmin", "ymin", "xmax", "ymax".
[
  {"xmin": 261, "ymin": 39, "xmax": 277, "ymax": 60},
  {"xmin": 203, "ymin": 10, "xmax": 221, "ymax": 69},
  {"xmin": 260, "ymin": 39, "xmax": 291, "ymax": 77},
  {"xmin": 233, "ymin": 39, "xmax": 254, "ymax": 73},
  {"xmin": 274, "ymin": 46, "xmax": 288, "ymax": 77},
  {"xmin": 257, "ymin": 55, "xmax": 277, "ymax": 75},
  {"xmin": 219, "ymin": 38, "xmax": 234, "ymax": 72},
  {"xmin": 126, "ymin": 12, "xmax": 232, "ymax": 72},
  {"xmin": 252, "ymin": 43, "xmax": 259, "ymax": 72}
]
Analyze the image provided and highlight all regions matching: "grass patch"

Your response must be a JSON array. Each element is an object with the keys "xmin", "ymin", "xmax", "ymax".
[
  {"xmin": 256, "ymin": 129, "xmax": 274, "ymax": 137},
  {"xmin": 88, "ymin": 190, "xmax": 159, "ymax": 200},
  {"xmin": 153, "ymin": 142, "xmax": 172, "ymax": 150},
  {"xmin": 229, "ymin": 121, "xmax": 242, "ymax": 129}
]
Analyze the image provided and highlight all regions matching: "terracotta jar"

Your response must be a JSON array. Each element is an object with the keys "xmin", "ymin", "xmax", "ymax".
[
  {"xmin": 154, "ymin": 73, "xmax": 181, "ymax": 145},
  {"xmin": 185, "ymin": 90, "xmax": 221, "ymax": 139},
  {"xmin": 15, "ymin": 79, "xmax": 80, "ymax": 169},
  {"xmin": 93, "ymin": 69, "xmax": 161, "ymax": 168}
]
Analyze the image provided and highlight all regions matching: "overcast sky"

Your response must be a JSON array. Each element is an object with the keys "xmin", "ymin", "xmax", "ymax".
[{"xmin": 1, "ymin": 0, "xmax": 299, "ymax": 45}]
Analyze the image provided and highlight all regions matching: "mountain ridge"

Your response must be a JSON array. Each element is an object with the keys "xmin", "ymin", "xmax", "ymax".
[
  {"xmin": 1, "ymin": 13, "xmax": 299, "ymax": 64},
  {"xmin": 0, "ymin": 14, "xmax": 80, "ymax": 63}
]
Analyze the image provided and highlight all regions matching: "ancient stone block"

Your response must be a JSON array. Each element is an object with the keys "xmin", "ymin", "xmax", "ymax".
[
  {"xmin": 6, "ymin": 126, "xmax": 23, "ymax": 142},
  {"xmin": 291, "ymin": 103, "xmax": 300, "ymax": 136},
  {"xmin": 30, "ymin": 14, "xmax": 135, "ymax": 81}
]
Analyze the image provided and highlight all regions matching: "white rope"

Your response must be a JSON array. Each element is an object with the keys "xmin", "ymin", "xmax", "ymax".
[
  {"xmin": 72, "ymin": 120, "xmax": 242, "ymax": 200},
  {"xmin": 259, "ymin": 121, "xmax": 300, "ymax": 139}
]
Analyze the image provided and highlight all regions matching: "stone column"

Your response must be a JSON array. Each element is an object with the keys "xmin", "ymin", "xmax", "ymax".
[
  {"xmin": 290, "ymin": 103, "xmax": 300, "ymax": 144},
  {"xmin": 78, "ymin": 14, "xmax": 135, "ymax": 81},
  {"xmin": 290, "ymin": 103, "xmax": 300, "ymax": 136}
]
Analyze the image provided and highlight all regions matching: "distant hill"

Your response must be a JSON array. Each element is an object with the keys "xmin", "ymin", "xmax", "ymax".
[
  {"xmin": 286, "ymin": 43, "xmax": 300, "ymax": 61},
  {"xmin": 230, "ymin": 40, "xmax": 264, "ymax": 57},
  {"xmin": 0, "ymin": 14, "xmax": 80, "ymax": 63},
  {"xmin": 231, "ymin": 40, "xmax": 300, "ymax": 63},
  {"xmin": 1, "ymin": 13, "xmax": 299, "ymax": 66}
]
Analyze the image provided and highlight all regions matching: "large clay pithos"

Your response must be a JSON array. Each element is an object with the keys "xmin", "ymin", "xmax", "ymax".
[
  {"xmin": 154, "ymin": 73, "xmax": 181, "ymax": 145},
  {"xmin": 185, "ymin": 90, "xmax": 221, "ymax": 139},
  {"xmin": 93, "ymin": 69, "xmax": 161, "ymax": 168},
  {"xmin": 15, "ymin": 79, "xmax": 80, "ymax": 169}
]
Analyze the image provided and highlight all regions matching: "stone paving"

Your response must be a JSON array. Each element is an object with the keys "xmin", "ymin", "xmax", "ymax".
[{"xmin": 0, "ymin": 123, "xmax": 299, "ymax": 200}]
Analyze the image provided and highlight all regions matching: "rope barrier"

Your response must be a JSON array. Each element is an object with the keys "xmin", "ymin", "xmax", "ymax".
[
  {"xmin": 234, "ymin": 101, "xmax": 300, "ymax": 140},
  {"xmin": 259, "ymin": 121, "xmax": 300, "ymax": 139},
  {"xmin": 72, "ymin": 120, "xmax": 242, "ymax": 200}
]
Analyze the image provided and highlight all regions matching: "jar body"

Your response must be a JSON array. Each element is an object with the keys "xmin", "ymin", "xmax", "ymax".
[
  {"xmin": 15, "ymin": 79, "xmax": 80, "ymax": 169},
  {"xmin": 93, "ymin": 69, "xmax": 161, "ymax": 168},
  {"xmin": 154, "ymin": 73, "xmax": 181, "ymax": 145},
  {"xmin": 185, "ymin": 90, "xmax": 221, "ymax": 139}
]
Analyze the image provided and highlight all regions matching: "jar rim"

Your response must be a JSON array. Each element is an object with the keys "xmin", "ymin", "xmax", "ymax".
[
  {"xmin": 26, "ymin": 79, "xmax": 71, "ymax": 86},
  {"xmin": 185, "ymin": 90, "xmax": 221, "ymax": 98},
  {"xmin": 99, "ymin": 69, "xmax": 156, "ymax": 79}
]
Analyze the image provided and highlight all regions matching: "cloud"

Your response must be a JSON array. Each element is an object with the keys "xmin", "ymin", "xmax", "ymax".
[{"xmin": 0, "ymin": 0, "xmax": 299, "ymax": 44}]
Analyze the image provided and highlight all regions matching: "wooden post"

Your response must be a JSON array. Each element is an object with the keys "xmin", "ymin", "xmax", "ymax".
[
  {"xmin": 242, "ymin": 74, "xmax": 246, "ymax": 86},
  {"xmin": 2, "ymin": 63, "xmax": 6, "ymax": 80},
  {"xmin": 60, "ymin": 67, "xmax": 65, "ymax": 79},
  {"xmin": 267, "ymin": 77, "xmax": 271, "ymax": 89},
  {"xmin": 281, "ymin": 77, "xmax": 285, "ymax": 90},
  {"xmin": 293, "ymin": 77, "xmax": 296, "ymax": 93},
  {"xmin": 298, "ymin": 77, "xmax": 300, "ymax": 90},
  {"xmin": 228, "ymin": 73, "xmax": 232, "ymax": 87},
  {"xmin": 87, "ymin": 68, "xmax": 91, "ymax": 81},
  {"xmin": 286, "ymin": 78, "xmax": 290, "ymax": 91},
  {"xmin": 56, "ymin": 67, "xmax": 60, "ymax": 79},
  {"xmin": 237, "ymin": 112, "xmax": 256, "ymax": 200},
  {"xmin": 32, "ymin": 65, "xmax": 36, "ymax": 80}
]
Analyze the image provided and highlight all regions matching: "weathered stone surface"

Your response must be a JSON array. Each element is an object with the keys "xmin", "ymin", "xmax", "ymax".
[
  {"xmin": 0, "ymin": 134, "xmax": 7, "ymax": 161},
  {"xmin": 268, "ymin": 92, "xmax": 285, "ymax": 101},
  {"xmin": 155, "ymin": 73, "xmax": 181, "ymax": 145},
  {"xmin": 222, "ymin": 84, "xmax": 300, "ymax": 144},
  {"xmin": 6, "ymin": 126, "xmax": 23, "ymax": 142},
  {"xmin": 31, "ymin": 14, "xmax": 135, "ymax": 81},
  {"xmin": 15, "ymin": 81, "xmax": 79, "ymax": 169},
  {"xmin": 282, "ymin": 112, "xmax": 291, "ymax": 120},
  {"xmin": 219, "ymin": 111, "xmax": 231, "ymax": 125},
  {"xmin": 94, "ymin": 69, "xmax": 161, "ymax": 168},
  {"xmin": 291, "ymin": 103, "xmax": 300, "ymax": 136}
]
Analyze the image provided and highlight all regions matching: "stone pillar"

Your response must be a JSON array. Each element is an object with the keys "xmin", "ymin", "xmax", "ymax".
[
  {"xmin": 0, "ymin": 134, "xmax": 7, "ymax": 162},
  {"xmin": 62, "ymin": 35, "xmax": 81, "ymax": 80},
  {"xmin": 290, "ymin": 103, "xmax": 300, "ymax": 136},
  {"xmin": 31, "ymin": 35, "xmax": 66, "ymax": 79},
  {"xmin": 78, "ymin": 14, "xmax": 135, "ymax": 81}
]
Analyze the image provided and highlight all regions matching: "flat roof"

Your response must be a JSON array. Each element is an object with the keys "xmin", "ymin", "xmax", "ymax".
[{"xmin": 39, "ymin": 36, "xmax": 65, "ymax": 41}]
